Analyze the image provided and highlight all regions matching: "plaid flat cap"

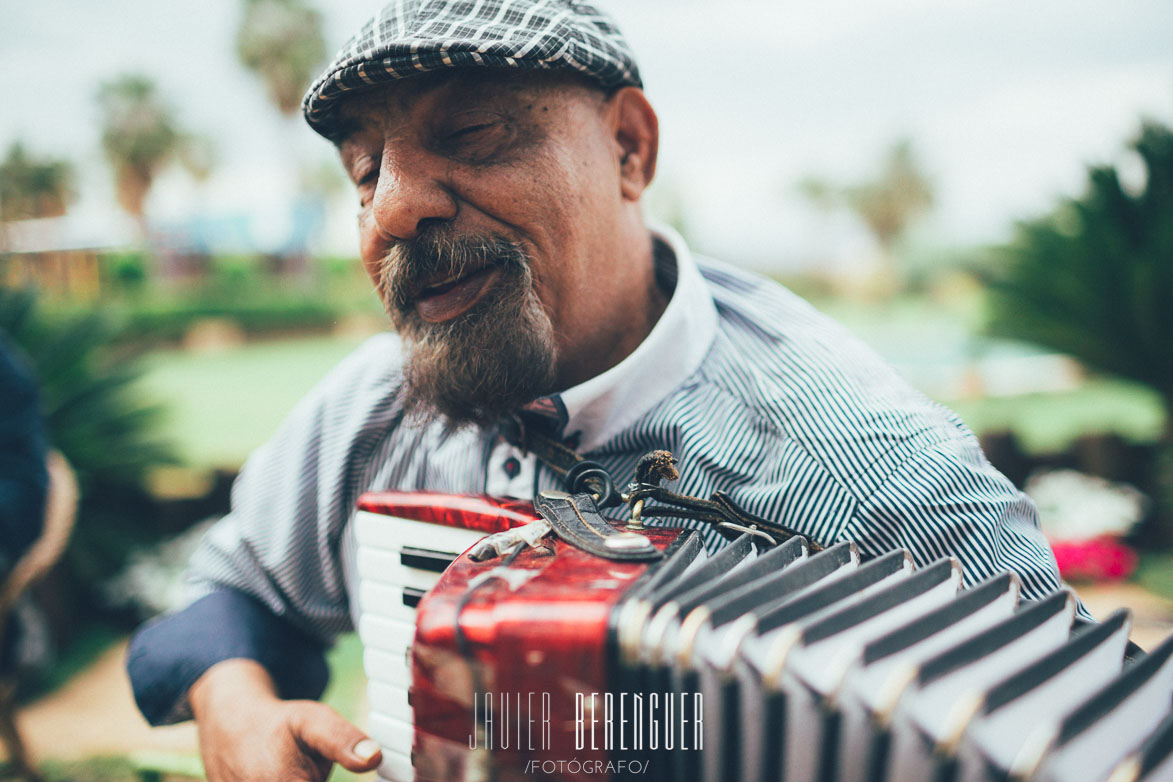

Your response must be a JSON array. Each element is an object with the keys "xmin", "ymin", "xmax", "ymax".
[{"xmin": 303, "ymin": 0, "xmax": 642, "ymax": 137}]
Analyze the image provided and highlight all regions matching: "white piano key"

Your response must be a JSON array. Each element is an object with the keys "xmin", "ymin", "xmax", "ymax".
[
  {"xmin": 376, "ymin": 747, "xmax": 413, "ymax": 782},
  {"xmin": 359, "ymin": 581, "xmax": 420, "ymax": 624},
  {"xmin": 370, "ymin": 713, "xmax": 415, "ymax": 754},
  {"xmin": 364, "ymin": 648, "xmax": 412, "ymax": 688},
  {"xmin": 355, "ymin": 510, "xmax": 488, "ymax": 555},
  {"xmin": 368, "ymin": 681, "xmax": 412, "ymax": 722},
  {"xmin": 357, "ymin": 548, "xmax": 447, "ymax": 591},
  {"xmin": 361, "ymin": 614, "xmax": 417, "ymax": 652}
]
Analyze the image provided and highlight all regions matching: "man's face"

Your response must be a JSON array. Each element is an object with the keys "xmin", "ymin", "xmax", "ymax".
[{"xmin": 335, "ymin": 72, "xmax": 639, "ymax": 426}]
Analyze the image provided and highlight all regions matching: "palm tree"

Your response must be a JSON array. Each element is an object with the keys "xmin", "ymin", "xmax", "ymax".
[
  {"xmin": 235, "ymin": 0, "xmax": 327, "ymax": 117},
  {"xmin": 96, "ymin": 75, "xmax": 185, "ymax": 220},
  {"xmin": 797, "ymin": 139, "xmax": 935, "ymax": 288},
  {"xmin": 843, "ymin": 140, "xmax": 935, "ymax": 259},
  {"xmin": 0, "ymin": 143, "xmax": 75, "ymax": 221}
]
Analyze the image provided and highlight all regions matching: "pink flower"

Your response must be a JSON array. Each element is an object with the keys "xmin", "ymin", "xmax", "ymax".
[{"xmin": 1049, "ymin": 535, "xmax": 1138, "ymax": 582}]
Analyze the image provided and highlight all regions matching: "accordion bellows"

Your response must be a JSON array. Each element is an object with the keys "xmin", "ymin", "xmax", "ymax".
[{"xmin": 352, "ymin": 491, "xmax": 1173, "ymax": 782}]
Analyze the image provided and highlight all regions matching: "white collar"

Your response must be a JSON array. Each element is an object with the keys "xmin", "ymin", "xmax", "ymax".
[{"xmin": 555, "ymin": 222, "xmax": 718, "ymax": 452}]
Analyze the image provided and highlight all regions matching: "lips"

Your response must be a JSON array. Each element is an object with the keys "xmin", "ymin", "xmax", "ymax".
[{"xmin": 414, "ymin": 266, "xmax": 500, "ymax": 323}]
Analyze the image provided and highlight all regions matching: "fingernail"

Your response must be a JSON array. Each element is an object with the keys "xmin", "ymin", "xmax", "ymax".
[{"xmin": 353, "ymin": 738, "xmax": 381, "ymax": 761}]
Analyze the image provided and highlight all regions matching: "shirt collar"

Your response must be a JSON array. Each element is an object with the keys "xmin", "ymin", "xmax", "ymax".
[{"xmin": 521, "ymin": 222, "xmax": 718, "ymax": 453}]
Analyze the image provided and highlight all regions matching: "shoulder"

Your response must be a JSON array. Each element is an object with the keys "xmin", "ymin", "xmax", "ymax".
[
  {"xmin": 263, "ymin": 331, "xmax": 407, "ymax": 451},
  {"xmin": 677, "ymin": 256, "xmax": 976, "ymax": 500},
  {"xmin": 300, "ymin": 332, "xmax": 403, "ymax": 408}
]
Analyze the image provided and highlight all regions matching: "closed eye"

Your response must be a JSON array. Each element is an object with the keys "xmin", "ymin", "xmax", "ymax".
[
  {"xmin": 449, "ymin": 123, "xmax": 495, "ymax": 139},
  {"xmin": 352, "ymin": 158, "xmax": 379, "ymax": 207},
  {"xmin": 437, "ymin": 113, "xmax": 514, "ymax": 162}
]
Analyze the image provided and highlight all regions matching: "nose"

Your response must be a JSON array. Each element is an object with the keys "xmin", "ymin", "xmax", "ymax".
[{"xmin": 370, "ymin": 149, "xmax": 459, "ymax": 241}]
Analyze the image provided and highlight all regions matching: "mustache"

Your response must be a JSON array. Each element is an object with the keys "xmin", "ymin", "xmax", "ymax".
[{"xmin": 378, "ymin": 230, "xmax": 530, "ymax": 317}]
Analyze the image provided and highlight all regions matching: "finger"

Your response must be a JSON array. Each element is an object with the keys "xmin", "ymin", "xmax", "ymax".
[{"xmin": 288, "ymin": 702, "xmax": 384, "ymax": 772}]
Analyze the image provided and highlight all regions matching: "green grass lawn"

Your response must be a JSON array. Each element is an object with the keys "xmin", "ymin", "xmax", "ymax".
[
  {"xmin": 807, "ymin": 290, "xmax": 1167, "ymax": 453},
  {"xmin": 1136, "ymin": 552, "xmax": 1173, "ymax": 602},
  {"xmin": 136, "ymin": 334, "xmax": 375, "ymax": 470},
  {"xmin": 134, "ymin": 327, "xmax": 1167, "ymax": 471},
  {"xmin": 945, "ymin": 379, "xmax": 1166, "ymax": 454}
]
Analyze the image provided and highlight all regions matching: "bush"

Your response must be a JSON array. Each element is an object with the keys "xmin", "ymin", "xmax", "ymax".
[
  {"xmin": 982, "ymin": 120, "xmax": 1173, "ymax": 541},
  {"xmin": 118, "ymin": 298, "xmax": 341, "ymax": 345},
  {"xmin": 0, "ymin": 286, "xmax": 175, "ymax": 626},
  {"xmin": 983, "ymin": 120, "xmax": 1173, "ymax": 416},
  {"xmin": 106, "ymin": 250, "xmax": 148, "ymax": 291}
]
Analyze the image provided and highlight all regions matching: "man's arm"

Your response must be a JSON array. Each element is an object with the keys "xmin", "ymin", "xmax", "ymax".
[
  {"xmin": 126, "ymin": 334, "xmax": 405, "ymax": 780},
  {"xmin": 126, "ymin": 589, "xmax": 331, "ymax": 724},
  {"xmin": 189, "ymin": 658, "xmax": 381, "ymax": 781},
  {"xmin": 844, "ymin": 434, "xmax": 1095, "ymax": 621},
  {"xmin": 129, "ymin": 591, "xmax": 382, "ymax": 779}
]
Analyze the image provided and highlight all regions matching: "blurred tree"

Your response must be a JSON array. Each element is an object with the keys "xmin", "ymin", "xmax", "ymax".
[
  {"xmin": 798, "ymin": 139, "xmax": 935, "ymax": 287},
  {"xmin": 983, "ymin": 120, "xmax": 1173, "ymax": 540},
  {"xmin": 0, "ymin": 286, "xmax": 174, "ymax": 622},
  {"xmin": 984, "ymin": 121, "xmax": 1173, "ymax": 419},
  {"xmin": 0, "ymin": 143, "xmax": 76, "ymax": 221},
  {"xmin": 96, "ymin": 75, "xmax": 186, "ymax": 220},
  {"xmin": 843, "ymin": 140, "xmax": 935, "ymax": 258},
  {"xmin": 796, "ymin": 175, "xmax": 838, "ymax": 214},
  {"xmin": 236, "ymin": 0, "xmax": 327, "ymax": 117},
  {"xmin": 179, "ymin": 135, "xmax": 218, "ymax": 183}
]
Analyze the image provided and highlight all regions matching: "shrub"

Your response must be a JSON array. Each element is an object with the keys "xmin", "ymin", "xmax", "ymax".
[{"xmin": 0, "ymin": 286, "xmax": 175, "ymax": 624}]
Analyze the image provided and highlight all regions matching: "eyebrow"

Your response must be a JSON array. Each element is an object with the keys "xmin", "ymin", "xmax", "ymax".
[{"xmin": 327, "ymin": 117, "xmax": 361, "ymax": 146}]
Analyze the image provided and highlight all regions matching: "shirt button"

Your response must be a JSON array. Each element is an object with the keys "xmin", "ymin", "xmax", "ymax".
[{"xmin": 503, "ymin": 457, "xmax": 521, "ymax": 478}]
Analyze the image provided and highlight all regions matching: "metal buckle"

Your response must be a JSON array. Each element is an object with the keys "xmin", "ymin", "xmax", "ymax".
[{"xmin": 717, "ymin": 521, "xmax": 778, "ymax": 546}]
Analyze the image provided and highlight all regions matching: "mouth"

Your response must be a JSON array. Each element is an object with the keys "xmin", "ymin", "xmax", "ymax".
[{"xmin": 414, "ymin": 266, "xmax": 500, "ymax": 323}]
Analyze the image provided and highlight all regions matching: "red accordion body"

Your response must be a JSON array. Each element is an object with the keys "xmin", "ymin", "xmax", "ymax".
[{"xmin": 356, "ymin": 491, "xmax": 687, "ymax": 782}]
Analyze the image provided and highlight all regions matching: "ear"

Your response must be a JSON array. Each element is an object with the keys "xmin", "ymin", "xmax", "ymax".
[{"xmin": 608, "ymin": 87, "xmax": 659, "ymax": 200}]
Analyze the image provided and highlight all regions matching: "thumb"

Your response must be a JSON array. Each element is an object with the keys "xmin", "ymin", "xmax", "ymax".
[{"xmin": 288, "ymin": 702, "xmax": 384, "ymax": 773}]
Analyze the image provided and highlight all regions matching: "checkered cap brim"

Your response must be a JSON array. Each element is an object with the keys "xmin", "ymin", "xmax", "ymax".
[{"xmin": 302, "ymin": 0, "xmax": 642, "ymax": 138}]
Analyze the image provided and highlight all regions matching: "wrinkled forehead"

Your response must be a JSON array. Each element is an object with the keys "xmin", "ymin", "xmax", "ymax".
[{"xmin": 328, "ymin": 69, "xmax": 606, "ymax": 143}]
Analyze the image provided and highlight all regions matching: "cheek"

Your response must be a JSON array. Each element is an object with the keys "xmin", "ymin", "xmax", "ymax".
[{"xmin": 358, "ymin": 227, "xmax": 387, "ymax": 290}]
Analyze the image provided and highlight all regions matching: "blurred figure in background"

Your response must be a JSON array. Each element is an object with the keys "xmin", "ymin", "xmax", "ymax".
[{"xmin": 0, "ymin": 335, "xmax": 49, "ymax": 682}]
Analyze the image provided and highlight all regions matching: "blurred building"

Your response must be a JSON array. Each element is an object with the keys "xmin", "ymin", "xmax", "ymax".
[{"xmin": 0, "ymin": 214, "xmax": 138, "ymax": 300}]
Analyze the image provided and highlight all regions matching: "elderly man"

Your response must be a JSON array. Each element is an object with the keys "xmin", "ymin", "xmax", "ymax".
[{"xmin": 128, "ymin": 2, "xmax": 1083, "ymax": 779}]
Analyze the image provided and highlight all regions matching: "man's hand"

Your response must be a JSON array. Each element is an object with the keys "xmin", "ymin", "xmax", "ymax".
[{"xmin": 190, "ymin": 659, "xmax": 382, "ymax": 781}]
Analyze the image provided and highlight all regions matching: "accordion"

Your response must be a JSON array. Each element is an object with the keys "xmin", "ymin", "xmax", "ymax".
[{"xmin": 351, "ymin": 490, "xmax": 1173, "ymax": 782}]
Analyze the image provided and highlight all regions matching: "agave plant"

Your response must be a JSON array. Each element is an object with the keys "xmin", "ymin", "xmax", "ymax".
[
  {"xmin": 0, "ymin": 287, "xmax": 174, "ymax": 618},
  {"xmin": 983, "ymin": 121, "xmax": 1173, "ymax": 541},
  {"xmin": 984, "ymin": 121, "xmax": 1173, "ymax": 426}
]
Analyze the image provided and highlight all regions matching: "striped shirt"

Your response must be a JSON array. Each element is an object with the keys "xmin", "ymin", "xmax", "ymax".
[{"xmin": 128, "ymin": 224, "xmax": 1086, "ymax": 725}]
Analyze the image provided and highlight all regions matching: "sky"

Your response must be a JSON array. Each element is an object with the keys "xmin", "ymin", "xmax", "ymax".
[{"xmin": 2, "ymin": 0, "xmax": 1171, "ymax": 269}]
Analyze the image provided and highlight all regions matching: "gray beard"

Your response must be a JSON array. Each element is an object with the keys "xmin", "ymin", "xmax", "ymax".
[{"xmin": 378, "ymin": 232, "xmax": 557, "ymax": 428}]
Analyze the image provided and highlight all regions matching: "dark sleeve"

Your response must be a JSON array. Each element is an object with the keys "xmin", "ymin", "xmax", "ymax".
[
  {"xmin": 0, "ymin": 339, "xmax": 49, "ymax": 565},
  {"xmin": 125, "ymin": 334, "xmax": 406, "ymax": 726},
  {"xmin": 126, "ymin": 589, "xmax": 330, "ymax": 726}
]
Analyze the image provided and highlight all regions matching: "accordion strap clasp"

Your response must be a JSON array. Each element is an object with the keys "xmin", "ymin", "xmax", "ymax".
[
  {"xmin": 505, "ymin": 413, "xmax": 823, "ymax": 553},
  {"xmin": 534, "ymin": 490, "xmax": 662, "ymax": 562}
]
